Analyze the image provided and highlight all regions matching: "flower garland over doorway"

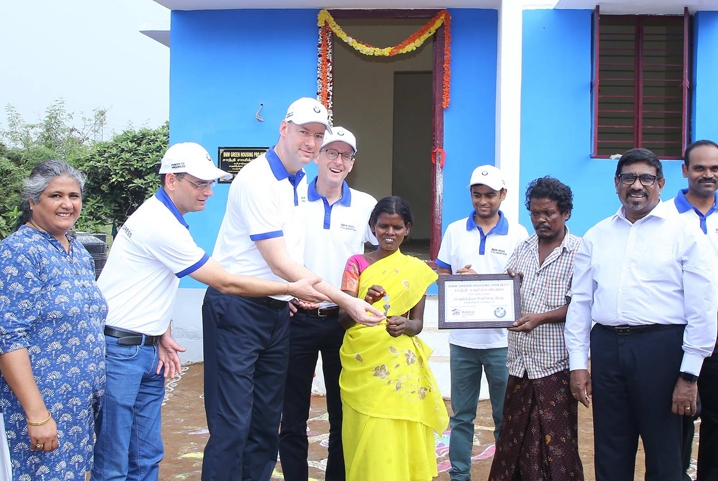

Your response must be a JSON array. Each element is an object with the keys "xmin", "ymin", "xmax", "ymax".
[{"xmin": 317, "ymin": 9, "xmax": 451, "ymax": 123}]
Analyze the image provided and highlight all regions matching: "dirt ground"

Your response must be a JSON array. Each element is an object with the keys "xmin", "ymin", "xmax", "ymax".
[{"xmin": 160, "ymin": 363, "xmax": 700, "ymax": 481}]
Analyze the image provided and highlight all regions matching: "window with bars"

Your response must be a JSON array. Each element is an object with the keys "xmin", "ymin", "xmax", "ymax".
[{"xmin": 592, "ymin": 8, "xmax": 691, "ymax": 159}]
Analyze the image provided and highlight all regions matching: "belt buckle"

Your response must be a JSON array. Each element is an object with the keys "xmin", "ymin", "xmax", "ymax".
[
  {"xmin": 316, "ymin": 308, "xmax": 329, "ymax": 317},
  {"xmin": 118, "ymin": 335, "xmax": 143, "ymax": 345},
  {"xmin": 615, "ymin": 326, "xmax": 632, "ymax": 336}
]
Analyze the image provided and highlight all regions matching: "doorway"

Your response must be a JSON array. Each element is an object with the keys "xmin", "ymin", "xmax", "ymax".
[{"xmin": 328, "ymin": 12, "xmax": 445, "ymax": 260}]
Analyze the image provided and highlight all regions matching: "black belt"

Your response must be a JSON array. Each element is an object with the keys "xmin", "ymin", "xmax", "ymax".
[
  {"xmin": 598, "ymin": 324, "xmax": 680, "ymax": 336},
  {"xmin": 297, "ymin": 306, "xmax": 340, "ymax": 318},
  {"xmin": 104, "ymin": 326, "xmax": 161, "ymax": 346},
  {"xmin": 243, "ymin": 296, "xmax": 288, "ymax": 310}
]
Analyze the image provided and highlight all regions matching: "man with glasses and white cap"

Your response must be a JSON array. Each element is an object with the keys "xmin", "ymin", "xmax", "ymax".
[
  {"xmin": 436, "ymin": 165, "xmax": 528, "ymax": 481},
  {"xmin": 278, "ymin": 126, "xmax": 376, "ymax": 481},
  {"xmin": 202, "ymin": 99, "xmax": 384, "ymax": 481},
  {"xmin": 92, "ymin": 142, "xmax": 327, "ymax": 481}
]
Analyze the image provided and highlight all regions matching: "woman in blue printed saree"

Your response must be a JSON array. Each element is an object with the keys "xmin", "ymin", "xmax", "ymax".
[{"xmin": 338, "ymin": 196, "xmax": 448, "ymax": 481}]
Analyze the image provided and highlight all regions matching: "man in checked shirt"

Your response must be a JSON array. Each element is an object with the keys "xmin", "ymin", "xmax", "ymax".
[{"xmin": 488, "ymin": 177, "xmax": 584, "ymax": 481}]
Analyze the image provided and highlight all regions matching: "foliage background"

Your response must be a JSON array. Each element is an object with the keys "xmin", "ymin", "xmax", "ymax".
[{"xmin": 0, "ymin": 100, "xmax": 168, "ymax": 239}]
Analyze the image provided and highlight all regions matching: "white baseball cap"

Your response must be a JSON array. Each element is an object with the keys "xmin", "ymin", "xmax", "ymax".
[
  {"xmin": 159, "ymin": 142, "xmax": 232, "ymax": 181},
  {"xmin": 285, "ymin": 97, "xmax": 332, "ymax": 134},
  {"xmin": 467, "ymin": 165, "xmax": 506, "ymax": 190},
  {"xmin": 321, "ymin": 126, "xmax": 357, "ymax": 153}
]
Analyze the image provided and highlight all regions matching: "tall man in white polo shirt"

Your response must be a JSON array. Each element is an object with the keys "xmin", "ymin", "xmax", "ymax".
[
  {"xmin": 278, "ymin": 126, "xmax": 376, "ymax": 481},
  {"xmin": 93, "ymin": 142, "xmax": 326, "ymax": 481},
  {"xmin": 436, "ymin": 165, "xmax": 528, "ymax": 481},
  {"xmin": 202, "ymin": 99, "xmax": 384, "ymax": 481},
  {"xmin": 565, "ymin": 147, "xmax": 718, "ymax": 481},
  {"xmin": 667, "ymin": 140, "xmax": 718, "ymax": 481}
]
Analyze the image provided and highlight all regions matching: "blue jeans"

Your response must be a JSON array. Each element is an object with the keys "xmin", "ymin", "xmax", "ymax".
[
  {"xmin": 448, "ymin": 344, "xmax": 508, "ymax": 481},
  {"xmin": 92, "ymin": 336, "xmax": 165, "ymax": 481}
]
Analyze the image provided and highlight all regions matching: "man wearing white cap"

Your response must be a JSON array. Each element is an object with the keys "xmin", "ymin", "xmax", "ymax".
[
  {"xmin": 278, "ymin": 127, "xmax": 376, "ymax": 481},
  {"xmin": 436, "ymin": 165, "xmax": 528, "ymax": 481},
  {"xmin": 202, "ymin": 100, "xmax": 384, "ymax": 481},
  {"xmin": 92, "ymin": 142, "xmax": 327, "ymax": 481}
]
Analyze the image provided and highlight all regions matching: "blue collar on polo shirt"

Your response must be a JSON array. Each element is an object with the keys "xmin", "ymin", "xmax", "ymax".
[
  {"xmin": 466, "ymin": 210, "xmax": 509, "ymax": 255},
  {"xmin": 267, "ymin": 146, "xmax": 306, "ymax": 206},
  {"xmin": 308, "ymin": 178, "xmax": 352, "ymax": 229},
  {"xmin": 155, "ymin": 187, "xmax": 189, "ymax": 229},
  {"xmin": 674, "ymin": 188, "xmax": 717, "ymax": 234}
]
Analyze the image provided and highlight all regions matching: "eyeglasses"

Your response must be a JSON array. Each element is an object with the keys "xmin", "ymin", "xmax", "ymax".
[
  {"xmin": 322, "ymin": 148, "xmax": 355, "ymax": 163},
  {"xmin": 178, "ymin": 175, "xmax": 216, "ymax": 190},
  {"xmin": 617, "ymin": 173, "xmax": 661, "ymax": 187}
]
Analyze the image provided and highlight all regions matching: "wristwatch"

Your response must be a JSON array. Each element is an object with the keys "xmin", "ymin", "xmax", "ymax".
[{"xmin": 679, "ymin": 372, "xmax": 699, "ymax": 383}]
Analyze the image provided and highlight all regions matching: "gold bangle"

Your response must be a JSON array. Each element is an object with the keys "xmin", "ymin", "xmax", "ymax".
[{"xmin": 26, "ymin": 412, "xmax": 52, "ymax": 426}]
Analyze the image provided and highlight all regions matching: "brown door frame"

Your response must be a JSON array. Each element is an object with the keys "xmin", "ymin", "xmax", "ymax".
[{"xmin": 327, "ymin": 9, "xmax": 445, "ymax": 260}]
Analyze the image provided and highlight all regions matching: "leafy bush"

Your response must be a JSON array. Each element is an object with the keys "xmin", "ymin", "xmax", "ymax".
[
  {"xmin": 0, "ymin": 101, "xmax": 168, "ymax": 240},
  {"xmin": 75, "ymin": 123, "xmax": 169, "ymax": 231}
]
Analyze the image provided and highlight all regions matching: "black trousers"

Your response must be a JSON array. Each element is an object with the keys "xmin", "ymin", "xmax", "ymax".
[
  {"xmin": 278, "ymin": 310, "xmax": 346, "ymax": 481},
  {"xmin": 201, "ymin": 288, "xmax": 291, "ymax": 481},
  {"xmin": 591, "ymin": 324, "xmax": 685, "ymax": 481},
  {"xmin": 698, "ymin": 351, "xmax": 718, "ymax": 481}
]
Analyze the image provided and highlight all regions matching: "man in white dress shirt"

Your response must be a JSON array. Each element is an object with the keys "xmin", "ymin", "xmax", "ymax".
[{"xmin": 565, "ymin": 147, "xmax": 718, "ymax": 481}]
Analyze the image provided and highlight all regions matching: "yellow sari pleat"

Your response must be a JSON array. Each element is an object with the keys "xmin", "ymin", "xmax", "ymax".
[{"xmin": 340, "ymin": 250, "xmax": 449, "ymax": 481}]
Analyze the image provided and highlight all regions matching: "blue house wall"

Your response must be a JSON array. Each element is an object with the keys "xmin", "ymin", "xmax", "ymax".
[
  {"xmin": 170, "ymin": 9, "xmax": 320, "ymax": 287},
  {"xmin": 169, "ymin": 8, "xmax": 718, "ymax": 289},
  {"xmin": 693, "ymin": 11, "xmax": 718, "ymax": 142},
  {"xmin": 519, "ymin": 9, "xmax": 699, "ymax": 236},
  {"xmin": 441, "ymin": 9, "xmax": 498, "ymax": 228}
]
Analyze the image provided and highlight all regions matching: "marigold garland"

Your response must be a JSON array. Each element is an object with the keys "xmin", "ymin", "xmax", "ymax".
[
  {"xmin": 317, "ymin": 21, "xmax": 334, "ymax": 123},
  {"xmin": 316, "ymin": 9, "xmax": 451, "ymax": 114}
]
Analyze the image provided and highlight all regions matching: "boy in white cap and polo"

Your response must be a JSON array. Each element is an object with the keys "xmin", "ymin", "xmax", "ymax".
[
  {"xmin": 279, "ymin": 126, "xmax": 376, "ymax": 481},
  {"xmin": 436, "ymin": 165, "xmax": 528, "ymax": 481},
  {"xmin": 203, "ymin": 100, "xmax": 384, "ymax": 481},
  {"xmin": 93, "ymin": 142, "xmax": 327, "ymax": 481}
]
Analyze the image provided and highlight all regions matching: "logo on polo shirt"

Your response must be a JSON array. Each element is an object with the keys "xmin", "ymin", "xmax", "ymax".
[
  {"xmin": 490, "ymin": 247, "xmax": 507, "ymax": 256},
  {"xmin": 340, "ymin": 223, "xmax": 356, "ymax": 232},
  {"xmin": 121, "ymin": 224, "xmax": 133, "ymax": 239}
]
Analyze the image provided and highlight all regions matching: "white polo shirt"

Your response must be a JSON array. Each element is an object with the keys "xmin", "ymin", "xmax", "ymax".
[
  {"xmin": 98, "ymin": 188, "xmax": 209, "ymax": 336},
  {"xmin": 436, "ymin": 211, "xmax": 529, "ymax": 349},
  {"xmin": 667, "ymin": 189, "xmax": 718, "ymax": 263},
  {"xmin": 213, "ymin": 147, "xmax": 308, "ymax": 300},
  {"xmin": 304, "ymin": 178, "xmax": 376, "ymax": 306}
]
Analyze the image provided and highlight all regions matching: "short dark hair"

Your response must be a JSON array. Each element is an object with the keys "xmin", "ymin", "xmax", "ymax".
[
  {"xmin": 369, "ymin": 196, "xmax": 413, "ymax": 228},
  {"xmin": 684, "ymin": 140, "xmax": 718, "ymax": 167},
  {"xmin": 524, "ymin": 176, "xmax": 574, "ymax": 217},
  {"xmin": 615, "ymin": 148, "xmax": 663, "ymax": 179}
]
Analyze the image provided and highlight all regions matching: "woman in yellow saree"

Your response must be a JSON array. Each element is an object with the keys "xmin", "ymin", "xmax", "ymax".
[{"xmin": 339, "ymin": 196, "xmax": 449, "ymax": 481}]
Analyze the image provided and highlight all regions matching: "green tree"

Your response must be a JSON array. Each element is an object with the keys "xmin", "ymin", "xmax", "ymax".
[
  {"xmin": 0, "ymin": 100, "xmax": 168, "ymax": 239},
  {"xmin": 74, "ymin": 123, "xmax": 169, "ymax": 232}
]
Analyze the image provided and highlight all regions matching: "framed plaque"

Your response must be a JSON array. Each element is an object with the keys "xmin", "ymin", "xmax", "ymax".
[{"xmin": 437, "ymin": 274, "xmax": 520, "ymax": 329}]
